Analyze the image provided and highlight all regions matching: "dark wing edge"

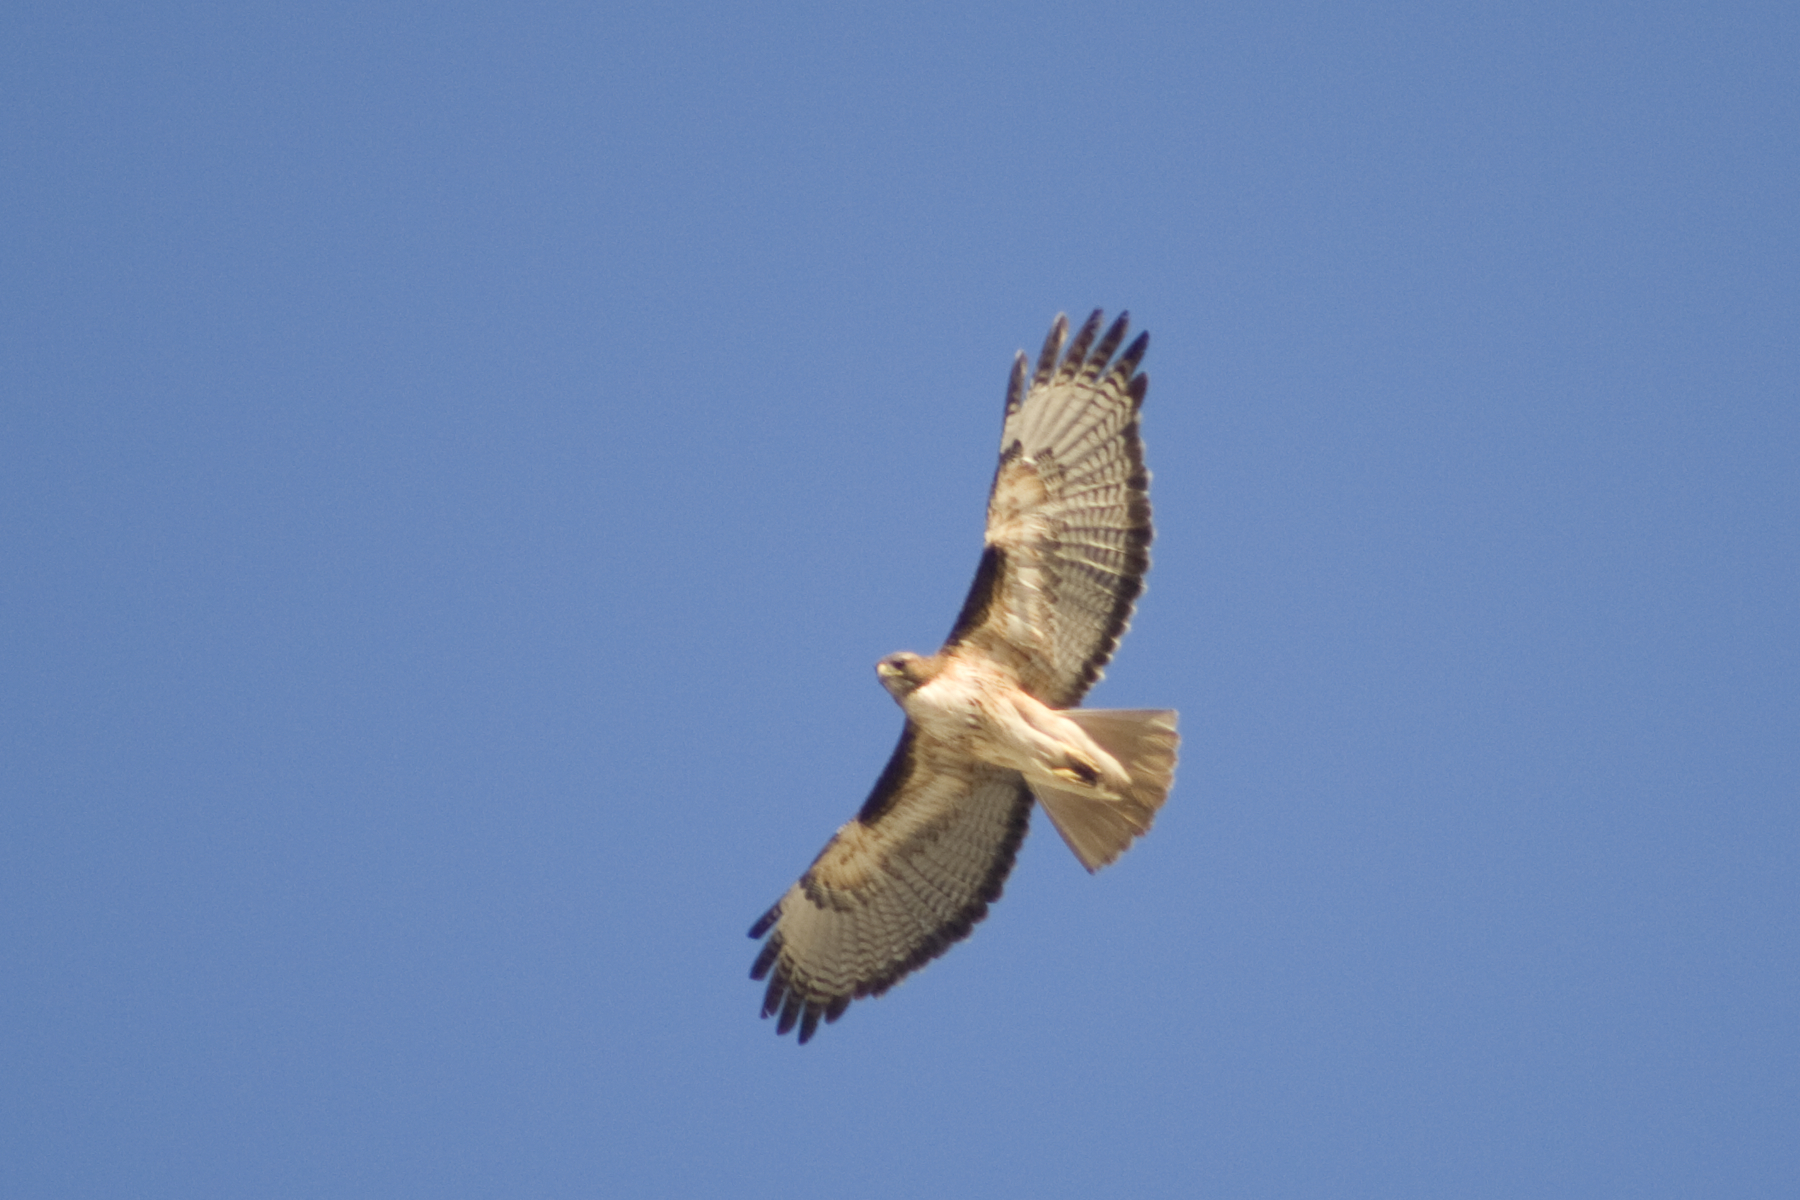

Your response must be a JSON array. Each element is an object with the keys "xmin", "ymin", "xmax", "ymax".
[
  {"xmin": 944, "ymin": 544, "xmax": 1004, "ymax": 652},
  {"xmin": 747, "ymin": 734, "xmax": 1033, "ymax": 1044},
  {"xmin": 947, "ymin": 310, "xmax": 1153, "ymax": 705}
]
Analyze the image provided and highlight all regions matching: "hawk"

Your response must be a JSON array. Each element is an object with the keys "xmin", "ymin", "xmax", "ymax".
[{"xmin": 749, "ymin": 310, "xmax": 1178, "ymax": 1043}]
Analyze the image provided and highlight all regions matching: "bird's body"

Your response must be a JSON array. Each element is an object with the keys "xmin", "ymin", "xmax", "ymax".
[
  {"xmin": 749, "ymin": 310, "xmax": 1178, "ymax": 1043},
  {"xmin": 879, "ymin": 651, "xmax": 1134, "ymax": 800}
]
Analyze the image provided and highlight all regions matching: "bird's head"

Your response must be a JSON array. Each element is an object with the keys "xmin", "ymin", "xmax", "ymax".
[{"xmin": 876, "ymin": 651, "xmax": 932, "ymax": 699}]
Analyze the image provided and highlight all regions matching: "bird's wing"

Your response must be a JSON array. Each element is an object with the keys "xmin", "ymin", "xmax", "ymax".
[
  {"xmin": 748, "ymin": 724, "xmax": 1032, "ymax": 1043},
  {"xmin": 944, "ymin": 310, "xmax": 1152, "ymax": 707}
]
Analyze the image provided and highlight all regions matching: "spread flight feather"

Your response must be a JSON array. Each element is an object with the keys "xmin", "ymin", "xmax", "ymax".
[{"xmin": 749, "ymin": 311, "xmax": 1178, "ymax": 1043}]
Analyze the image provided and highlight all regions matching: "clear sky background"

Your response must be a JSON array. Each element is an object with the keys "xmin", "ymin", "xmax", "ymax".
[{"xmin": 4, "ymin": 3, "xmax": 1795, "ymax": 1197}]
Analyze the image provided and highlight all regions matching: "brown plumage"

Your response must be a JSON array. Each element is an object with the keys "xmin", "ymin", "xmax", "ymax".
[{"xmin": 749, "ymin": 311, "xmax": 1178, "ymax": 1043}]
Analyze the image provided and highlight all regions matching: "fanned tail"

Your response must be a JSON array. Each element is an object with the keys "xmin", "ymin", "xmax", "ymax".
[{"xmin": 1030, "ymin": 708, "xmax": 1178, "ymax": 871}]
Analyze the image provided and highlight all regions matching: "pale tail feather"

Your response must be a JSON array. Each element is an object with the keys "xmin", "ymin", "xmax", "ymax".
[{"xmin": 1031, "ymin": 708, "xmax": 1179, "ymax": 871}]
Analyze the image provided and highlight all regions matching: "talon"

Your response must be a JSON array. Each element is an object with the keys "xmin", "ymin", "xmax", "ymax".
[{"xmin": 1053, "ymin": 758, "xmax": 1101, "ymax": 787}]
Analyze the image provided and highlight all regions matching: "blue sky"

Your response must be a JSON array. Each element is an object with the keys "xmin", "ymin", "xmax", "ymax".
[{"xmin": 3, "ymin": 2, "xmax": 1795, "ymax": 1196}]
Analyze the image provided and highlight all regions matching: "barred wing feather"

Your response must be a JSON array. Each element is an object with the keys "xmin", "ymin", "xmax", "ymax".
[
  {"xmin": 748, "ymin": 726, "xmax": 1032, "ymax": 1044},
  {"xmin": 946, "ymin": 310, "xmax": 1152, "ymax": 706}
]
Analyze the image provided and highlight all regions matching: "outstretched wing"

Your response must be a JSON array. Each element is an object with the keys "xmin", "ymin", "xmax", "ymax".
[
  {"xmin": 945, "ymin": 310, "xmax": 1152, "ymax": 707},
  {"xmin": 748, "ymin": 725, "xmax": 1032, "ymax": 1043}
]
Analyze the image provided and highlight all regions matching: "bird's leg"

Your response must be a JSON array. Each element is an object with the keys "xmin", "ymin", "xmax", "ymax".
[
  {"xmin": 1050, "ymin": 755, "xmax": 1102, "ymax": 787},
  {"xmin": 1008, "ymin": 692, "xmax": 1132, "ymax": 795}
]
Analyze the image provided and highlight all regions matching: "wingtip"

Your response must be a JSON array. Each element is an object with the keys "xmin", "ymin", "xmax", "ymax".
[
  {"xmin": 1034, "ymin": 314, "xmax": 1069, "ymax": 387},
  {"xmin": 1005, "ymin": 350, "xmax": 1029, "ymax": 415},
  {"xmin": 750, "ymin": 936, "xmax": 781, "ymax": 982},
  {"xmin": 747, "ymin": 903, "xmax": 781, "ymax": 940},
  {"xmin": 1060, "ymin": 310, "xmax": 1105, "ymax": 378},
  {"xmin": 1119, "ymin": 330, "xmax": 1150, "ymax": 376},
  {"xmin": 1088, "ymin": 313, "xmax": 1131, "ymax": 380}
]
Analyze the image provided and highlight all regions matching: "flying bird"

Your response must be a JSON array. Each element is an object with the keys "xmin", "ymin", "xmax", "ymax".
[{"xmin": 749, "ymin": 310, "xmax": 1177, "ymax": 1043}]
